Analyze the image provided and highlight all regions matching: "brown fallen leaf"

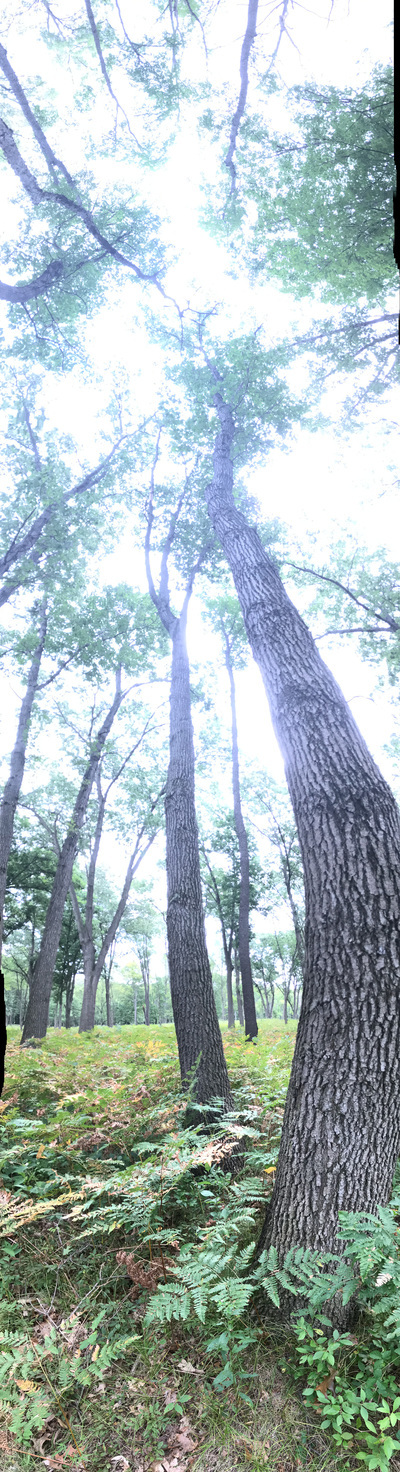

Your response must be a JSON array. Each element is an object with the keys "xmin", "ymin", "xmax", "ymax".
[
  {"xmin": 315, "ymin": 1372, "xmax": 336, "ymax": 1398},
  {"xmin": 166, "ymin": 1417, "xmax": 197, "ymax": 1456}
]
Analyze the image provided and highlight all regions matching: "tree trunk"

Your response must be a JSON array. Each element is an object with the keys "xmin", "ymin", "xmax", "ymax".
[
  {"xmin": 0, "ymin": 602, "xmax": 47, "ymax": 960},
  {"xmin": 105, "ymin": 963, "xmax": 114, "ymax": 1026},
  {"xmin": 21, "ymin": 672, "xmax": 123, "ymax": 1042},
  {"xmin": 226, "ymin": 952, "xmax": 235, "ymax": 1028},
  {"xmin": 133, "ymin": 986, "xmax": 137, "ymax": 1025},
  {"xmin": 0, "ymin": 969, "xmax": 6, "ymax": 1097},
  {"xmin": 65, "ymin": 972, "xmax": 75, "ymax": 1027},
  {"xmin": 140, "ymin": 954, "xmax": 150, "ymax": 1024},
  {"xmin": 165, "ymin": 606, "xmax": 232, "ymax": 1109},
  {"xmin": 225, "ymin": 641, "xmax": 258, "ymax": 1039},
  {"xmin": 234, "ymin": 945, "xmax": 244, "ymax": 1025},
  {"xmin": 77, "ymin": 939, "xmax": 97, "ymax": 1032},
  {"xmin": 206, "ymin": 395, "xmax": 400, "ymax": 1278},
  {"xmin": 76, "ymin": 829, "xmax": 156, "ymax": 1034}
]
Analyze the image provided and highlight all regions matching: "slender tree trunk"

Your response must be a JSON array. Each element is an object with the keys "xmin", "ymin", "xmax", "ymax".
[
  {"xmin": 0, "ymin": 603, "xmax": 47, "ymax": 959},
  {"xmin": 21, "ymin": 673, "xmax": 123, "ymax": 1042},
  {"xmin": 76, "ymin": 828, "xmax": 156, "ymax": 1033},
  {"xmin": 142, "ymin": 960, "xmax": 150, "ymax": 1024},
  {"xmin": 165, "ymin": 607, "xmax": 232, "ymax": 1108},
  {"xmin": 133, "ymin": 986, "xmax": 137, "ymax": 1025},
  {"xmin": 206, "ymin": 395, "xmax": 400, "ymax": 1282},
  {"xmin": 202, "ymin": 849, "xmax": 235, "ymax": 1028},
  {"xmin": 226, "ymin": 953, "xmax": 235, "ymax": 1028},
  {"xmin": 254, "ymin": 980, "xmax": 269, "ymax": 1018},
  {"xmin": 65, "ymin": 972, "xmax": 75, "ymax": 1027},
  {"xmin": 225, "ymin": 641, "xmax": 258, "ymax": 1039},
  {"xmin": 234, "ymin": 945, "xmax": 244, "ymax": 1026},
  {"xmin": 105, "ymin": 961, "xmax": 114, "ymax": 1026}
]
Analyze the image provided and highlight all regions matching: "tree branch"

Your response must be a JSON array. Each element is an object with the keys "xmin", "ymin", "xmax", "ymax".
[
  {"xmin": 0, "ymin": 42, "xmax": 75, "ymax": 185},
  {"xmin": 285, "ymin": 560, "xmax": 399, "ymax": 633},
  {"xmin": 83, "ymin": 0, "xmax": 139, "ymax": 141},
  {"xmin": 225, "ymin": 0, "xmax": 259, "ymax": 192}
]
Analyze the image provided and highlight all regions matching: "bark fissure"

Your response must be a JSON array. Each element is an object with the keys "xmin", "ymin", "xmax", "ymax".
[
  {"xmin": 145, "ymin": 469, "xmax": 231, "ymax": 1108},
  {"xmin": 205, "ymin": 394, "xmax": 400, "ymax": 1271}
]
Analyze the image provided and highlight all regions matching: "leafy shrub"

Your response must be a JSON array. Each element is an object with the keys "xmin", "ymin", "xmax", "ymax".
[{"xmin": 145, "ymin": 1193, "xmax": 400, "ymax": 1468}]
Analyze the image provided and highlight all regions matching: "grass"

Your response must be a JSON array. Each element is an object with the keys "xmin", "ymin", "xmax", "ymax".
[{"xmin": 0, "ymin": 1021, "xmax": 364, "ymax": 1471}]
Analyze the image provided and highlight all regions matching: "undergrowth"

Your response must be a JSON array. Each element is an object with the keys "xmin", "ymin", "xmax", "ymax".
[{"xmin": 0, "ymin": 1022, "xmax": 399, "ymax": 1472}]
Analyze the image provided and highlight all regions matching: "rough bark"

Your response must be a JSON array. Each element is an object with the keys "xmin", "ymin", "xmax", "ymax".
[
  {"xmin": 0, "ymin": 43, "xmax": 74, "ymax": 183},
  {"xmin": 0, "ymin": 603, "xmax": 47, "ymax": 960},
  {"xmin": 206, "ymin": 395, "xmax": 400, "ymax": 1273},
  {"xmin": 224, "ymin": 640, "xmax": 258, "ymax": 1039},
  {"xmin": 234, "ymin": 945, "xmax": 244, "ymax": 1026},
  {"xmin": 0, "ymin": 970, "xmax": 6, "ymax": 1096},
  {"xmin": 166, "ymin": 607, "xmax": 232, "ymax": 1106},
  {"xmin": 21, "ymin": 672, "xmax": 124, "ymax": 1042},
  {"xmin": 145, "ymin": 473, "xmax": 232, "ymax": 1111}
]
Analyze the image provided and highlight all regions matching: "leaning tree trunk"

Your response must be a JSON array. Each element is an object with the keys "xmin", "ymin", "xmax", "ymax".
[
  {"xmin": 0, "ymin": 602, "xmax": 47, "ymax": 959},
  {"xmin": 206, "ymin": 395, "xmax": 400, "ymax": 1277},
  {"xmin": 166, "ymin": 606, "xmax": 232, "ymax": 1109},
  {"xmin": 21, "ymin": 674, "xmax": 123, "ymax": 1042},
  {"xmin": 76, "ymin": 828, "xmax": 156, "ymax": 1034},
  {"xmin": 225, "ymin": 643, "xmax": 258, "ymax": 1039}
]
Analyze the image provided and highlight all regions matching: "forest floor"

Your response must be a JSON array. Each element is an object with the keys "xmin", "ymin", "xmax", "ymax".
[{"xmin": 0, "ymin": 1021, "xmax": 381, "ymax": 1472}]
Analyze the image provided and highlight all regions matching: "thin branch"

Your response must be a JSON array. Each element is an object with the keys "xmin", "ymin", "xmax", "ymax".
[
  {"xmin": 22, "ymin": 400, "xmax": 41, "ymax": 470},
  {"xmin": 0, "ymin": 433, "xmax": 126, "ymax": 588},
  {"xmin": 36, "ymin": 647, "xmax": 83, "ymax": 691},
  {"xmin": 263, "ymin": 0, "xmax": 299, "ymax": 79},
  {"xmin": 285, "ymin": 560, "xmax": 399, "ymax": 632},
  {"xmin": 225, "ymin": 0, "xmax": 259, "ymax": 192},
  {"xmin": 83, "ymin": 0, "xmax": 140, "ymax": 142},
  {"xmin": 113, "ymin": 0, "xmax": 142, "ymax": 57},
  {"xmin": 182, "ymin": 0, "xmax": 208, "ymax": 59},
  {"xmin": 315, "ymin": 624, "xmax": 391, "ymax": 641},
  {"xmin": 159, "ymin": 492, "xmax": 185, "ymax": 611}
]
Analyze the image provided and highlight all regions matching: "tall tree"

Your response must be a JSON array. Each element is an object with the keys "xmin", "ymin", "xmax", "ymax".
[
  {"xmin": 202, "ymin": 818, "xmax": 240, "ymax": 1030},
  {"xmin": 124, "ymin": 883, "xmax": 162, "ymax": 1027},
  {"xmin": 0, "ymin": 599, "xmax": 47, "ymax": 960},
  {"xmin": 71, "ymin": 750, "xmax": 162, "ymax": 1033},
  {"xmin": 205, "ymin": 392, "xmax": 400, "ymax": 1297},
  {"xmin": 21, "ymin": 669, "xmax": 124, "ymax": 1042},
  {"xmin": 211, "ymin": 596, "xmax": 258, "ymax": 1039},
  {"xmin": 145, "ymin": 450, "xmax": 232, "ymax": 1111}
]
